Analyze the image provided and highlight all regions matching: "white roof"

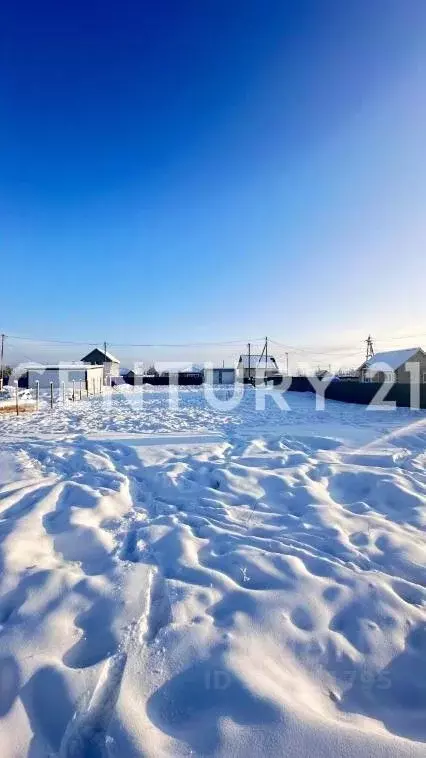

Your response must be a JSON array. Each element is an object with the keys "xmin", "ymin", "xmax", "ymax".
[
  {"xmin": 24, "ymin": 363, "xmax": 100, "ymax": 371},
  {"xmin": 239, "ymin": 354, "xmax": 277, "ymax": 369},
  {"xmin": 362, "ymin": 347, "xmax": 421, "ymax": 371},
  {"xmin": 100, "ymin": 350, "xmax": 119, "ymax": 363}
]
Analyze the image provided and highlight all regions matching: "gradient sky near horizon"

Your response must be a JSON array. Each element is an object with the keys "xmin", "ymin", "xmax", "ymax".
[{"xmin": 1, "ymin": 1, "xmax": 426, "ymax": 369}]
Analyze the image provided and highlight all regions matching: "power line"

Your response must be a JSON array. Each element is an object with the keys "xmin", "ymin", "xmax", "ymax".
[
  {"xmin": 269, "ymin": 339, "xmax": 362, "ymax": 357},
  {"xmin": 2, "ymin": 330, "xmax": 425, "ymax": 360},
  {"xmin": 109, "ymin": 339, "xmax": 264, "ymax": 348},
  {"xmin": 3, "ymin": 334, "xmax": 264, "ymax": 348},
  {"xmin": 5, "ymin": 335, "xmax": 99, "ymax": 346}
]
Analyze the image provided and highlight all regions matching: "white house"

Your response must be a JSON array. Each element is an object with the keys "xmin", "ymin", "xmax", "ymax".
[
  {"xmin": 358, "ymin": 347, "xmax": 426, "ymax": 384},
  {"xmin": 81, "ymin": 348, "xmax": 120, "ymax": 384},
  {"xmin": 237, "ymin": 353, "xmax": 280, "ymax": 382},
  {"xmin": 20, "ymin": 363, "xmax": 104, "ymax": 392}
]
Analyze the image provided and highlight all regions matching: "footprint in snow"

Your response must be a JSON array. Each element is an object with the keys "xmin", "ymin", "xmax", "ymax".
[{"xmin": 59, "ymin": 651, "xmax": 127, "ymax": 758}]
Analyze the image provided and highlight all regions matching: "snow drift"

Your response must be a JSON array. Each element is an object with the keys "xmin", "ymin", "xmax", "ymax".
[{"xmin": 0, "ymin": 388, "xmax": 425, "ymax": 757}]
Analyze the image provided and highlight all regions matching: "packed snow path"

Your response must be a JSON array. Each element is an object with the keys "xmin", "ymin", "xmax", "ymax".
[{"xmin": 0, "ymin": 388, "xmax": 425, "ymax": 757}]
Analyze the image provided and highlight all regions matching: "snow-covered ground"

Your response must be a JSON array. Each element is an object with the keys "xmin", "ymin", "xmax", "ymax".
[
  {"xmin": 0, "ymin": 387, "xmax": 425, "ymax": 757},
  {"xmin": 0, "ymin": 386, "xmax": 36, "ymax": 413}
]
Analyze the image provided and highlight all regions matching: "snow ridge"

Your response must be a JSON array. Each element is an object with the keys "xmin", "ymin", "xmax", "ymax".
[{"xmin": 0, "ymin": 388, "xmax": 425, "ymax": 757}]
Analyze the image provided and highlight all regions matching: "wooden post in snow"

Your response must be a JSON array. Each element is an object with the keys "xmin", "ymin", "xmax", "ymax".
[
  {"xmin": 36, "ymin": 380, "xmax": 40, "ymax": 410},
  {"xmin": 50, "ymin": 382, "xmax": 54, "ymax": 409},
  {"xmin": 72, "ymin": 380, "xmax": 75, "ymax": 402},
  {"xmin": 15, "ymin": 382, "xmax": 19, "ymax": 416},
  {"xmin": 62, "ymin": 381, "xmax": 66, "ymax": 404},
  {"xmin": 79, "ymin": 381, "xmax": 82, "ymax": 400}
]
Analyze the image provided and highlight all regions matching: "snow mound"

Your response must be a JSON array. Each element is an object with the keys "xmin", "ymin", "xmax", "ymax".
[{"xmin": 0, "ymin": 389, "xmax": 425, "ymax": 757}]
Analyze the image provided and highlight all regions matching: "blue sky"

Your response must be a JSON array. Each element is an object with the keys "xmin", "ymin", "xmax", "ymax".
[{"xmin": 1, "ymin": 1, "xmax": 426, "ymax": 369}]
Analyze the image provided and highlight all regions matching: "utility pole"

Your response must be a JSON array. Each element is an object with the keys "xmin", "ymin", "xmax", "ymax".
[
  {"xmin": 0, "ymin": 333, "xmax": 4, "ymax": 391},
  {"xmin": 265, "ymin": 336, "xmax": 268, "ymax": 385},
  {"xmin": 257, "ymin": 337, "xmax": 269, "ymax": 384},
  {"xmin": 104, "ymin": 340, "xmax": 107, "ymax": 386},
  {"xmin": 365, "ymin": 334, "xmax": 374, "ymax": 362}
]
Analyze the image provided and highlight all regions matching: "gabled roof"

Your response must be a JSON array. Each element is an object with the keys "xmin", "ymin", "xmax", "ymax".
[
  {"xmin": 238, "ymin": 354, "xmax": 278, "ymax": 369},
  {"xmin": 81, "ymin": 348, "xmax": 120, "ymax": 364},
  {"xmin": 23, "ymin": 363, "xmax": 96, "ymax": 371},
  {"xmin": 360, "ymin": 347, "xmax": 422, "ymax": 372}
]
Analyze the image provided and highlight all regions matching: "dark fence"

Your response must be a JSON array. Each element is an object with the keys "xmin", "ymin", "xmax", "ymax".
[
  {"xmin": 288, "ymin": 377, "xmax": 426, "ymax": 409},
  {"xmin": 288, "ymin": 377, "xmax": 312, "ymax": 393},
  {"xmin": 124, "ymin": 372, "xmax": 204, "ymax": 386}
]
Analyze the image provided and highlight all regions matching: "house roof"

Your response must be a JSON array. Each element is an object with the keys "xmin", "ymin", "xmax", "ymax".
[
  {"xmin": 238, "ymin": 354, "xmax": 278, "ymax": 369},
  {"xmin": 361, "ymin": 347, "xmax": 422, "ymax": 372},
  {"xmin": 81, "ymin": 348, "xmax": 120, "ymax": 364},
  {"xmin": 24, "ymin": 363, "xmax": 98, "ymax": 371}
]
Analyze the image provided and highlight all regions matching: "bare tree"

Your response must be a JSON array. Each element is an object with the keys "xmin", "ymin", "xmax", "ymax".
[{"xmin": 146, "ymin": 365, "xmax": 159, "ymax": 376}]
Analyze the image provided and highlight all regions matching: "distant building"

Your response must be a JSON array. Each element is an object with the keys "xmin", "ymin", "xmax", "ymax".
[
  {"xmin": 237, "ymin": 353, "xmax": 280, "ymax": 382},
  {"xmin": 81, "ymin": 348, "xmax": 120, "ymax": 384},
  {"xmin": 19, "ymin": 363, "xmax": 104, "ymax": 391},
  {"xmin": 124, "ymin": 369, "xmax": 144, "ymax": 385},
  {"xmin": 358, "ymin": 347, "xmax": 426, "ymax": 383},
  {"xmin": 205, "ymin": 368, "xmax": 236, "ymax": 385}
]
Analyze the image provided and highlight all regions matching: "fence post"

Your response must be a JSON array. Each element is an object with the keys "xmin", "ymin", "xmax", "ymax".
[
  {"xmin": 62, "ymin": 381, "xmax": 66, "ymax": 404},
  {"xmin": 50, "ymin": 382, "xmax": 54, "ymax": 409},
  {"xmin": 72, "ymin": 380, "xmax": 75, "ymax": 402},
  {"xmin": 15, "ymin": 381, "xmax": 19, "ymax": 416},
  {"xmin": 36, "ymin": 380, "xmax": 39, "ymax": 410},
  {"xmin": 79, "ymin": 381, "xmax": 82, "ymax": 400}
]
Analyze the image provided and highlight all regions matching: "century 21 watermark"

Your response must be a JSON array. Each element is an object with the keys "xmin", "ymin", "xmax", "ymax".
[
  {"xmin": 10, "ymin": 359, "xmax": 426, "ymax": 411},
  {"xmin": 104, "ymin": 359, "xmax": 425, "ymax": 412}
]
